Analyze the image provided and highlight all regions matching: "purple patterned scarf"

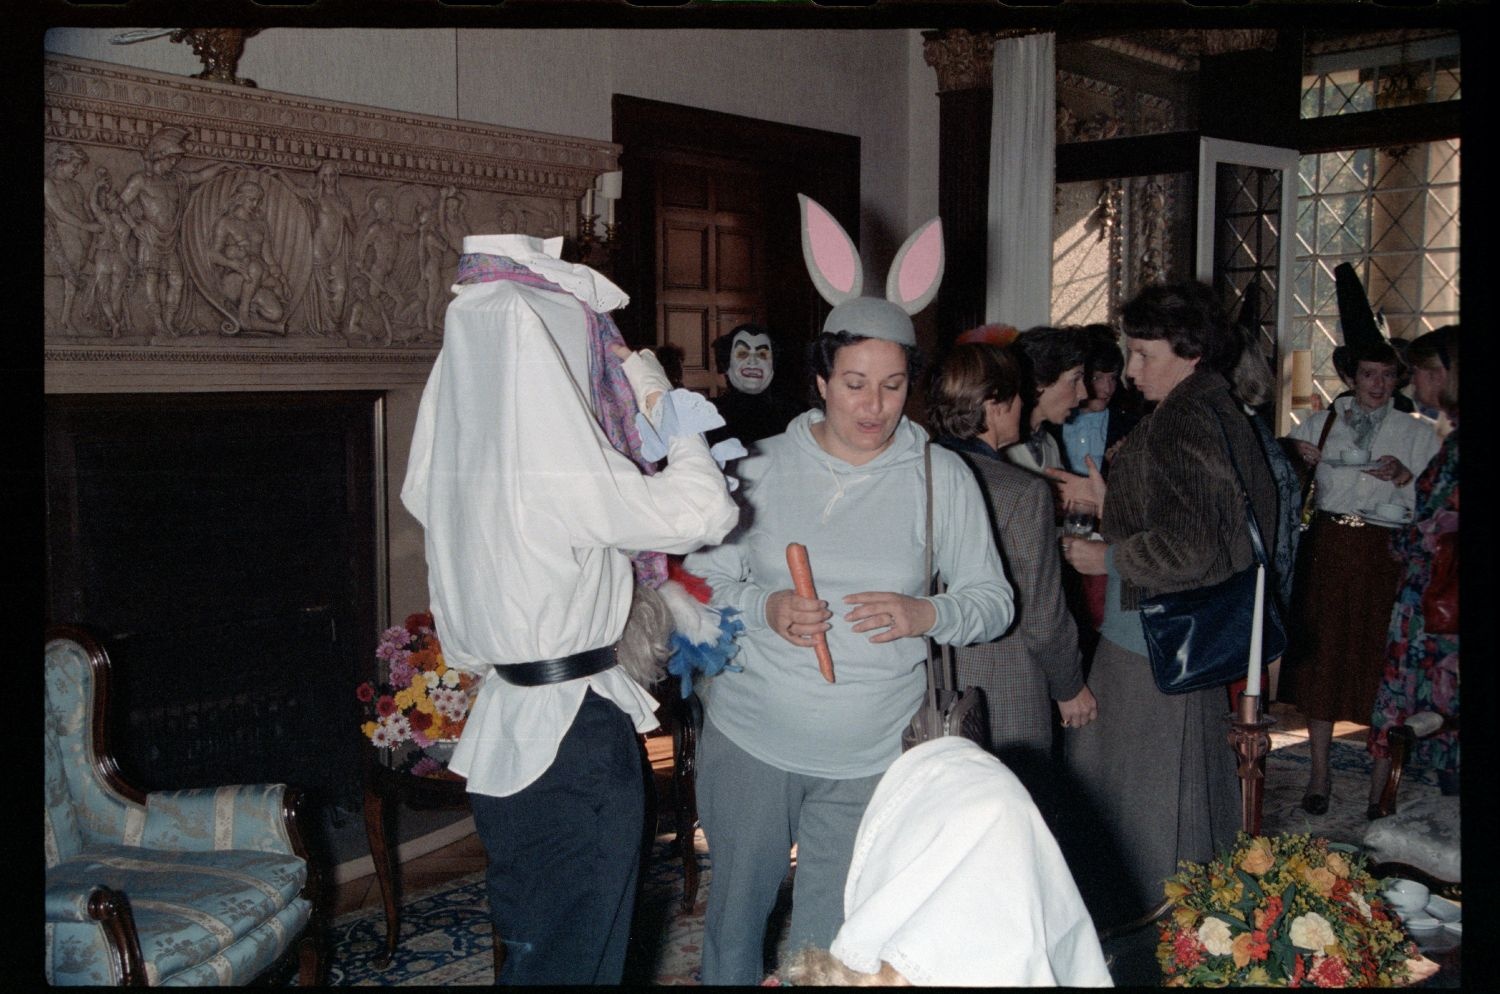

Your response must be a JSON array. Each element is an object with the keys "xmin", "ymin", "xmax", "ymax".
[{"xmin": 455, "ymin": 253, "xmax": 666, "ymax": 588}]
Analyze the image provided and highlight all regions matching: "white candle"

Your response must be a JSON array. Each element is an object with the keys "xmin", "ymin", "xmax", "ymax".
[
  {"xmin": 1246, "ymin": 564, "xmax": 1265, "ymax": 697},
  {"xmin": 584, "ymin": 188, "xmax": 594, "ymax": 219},
  {"xmin": 607, "ymin": 197, "xmax": 615, "ymax": 225}
]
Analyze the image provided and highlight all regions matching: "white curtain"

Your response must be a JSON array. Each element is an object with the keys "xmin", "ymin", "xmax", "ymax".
[{"xmin": 985, "ymin": 32, "xmax": 1056, "ymax": 330}]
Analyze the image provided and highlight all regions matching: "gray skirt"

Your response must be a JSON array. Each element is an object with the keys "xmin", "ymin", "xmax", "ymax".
[{"xmin": 1062, "ymin": 635, "xmax": 1241, "ymax": 920}]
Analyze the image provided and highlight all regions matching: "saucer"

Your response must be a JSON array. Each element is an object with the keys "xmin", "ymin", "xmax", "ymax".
[
  {"xmin": 1358, "ymin": 507, "xmax": 1411, "ymax": 528},
  {"xmin": 1402, "ymin": 913, "xmax": 1442, "ymax": 933},
  {"xmin": 1426, "ymin": 894, "xmax": 1461, "ymax": 923},
  {"xmin": 1331, "ymin": 461, "xmax": 1381, "ymax": 471}
]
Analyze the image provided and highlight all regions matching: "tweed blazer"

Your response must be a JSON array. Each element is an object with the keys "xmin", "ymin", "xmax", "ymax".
[
  {"xmin": 1102, "ymin": 368, "xmax": 1280, "ymax": 613},
  {"xmin": 946, "ymin": 442, "xmax": 1084, "ymax": 749}
]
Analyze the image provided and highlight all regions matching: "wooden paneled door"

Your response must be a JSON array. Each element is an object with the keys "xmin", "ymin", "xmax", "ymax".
[
  {"xmin": 656, "ymin": 156, "xmax": 766, "ymax": 394},
  {"xmin": 613, "ymin": 96, "xmax": 860, "ymax": 398}
]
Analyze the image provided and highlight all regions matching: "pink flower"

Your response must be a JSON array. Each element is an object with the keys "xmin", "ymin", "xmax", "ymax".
[
  {"xmin": 375, "ymin": 695, "xmax": 398, "ymax": 718},
  {"xmin": 356, "ymin": 682, "xmax": 374, "ymax": 703},
  {"xmin": 1172, "ymin": 929, "xmax": 1204, "ymax": 969},
  {"xmin": 388, "ymin": 660, "xmax": 416, "ymax": 689},
  {"xmin": 1309, "ymin": 955, "xmax": 1350, "ymax": 988}
]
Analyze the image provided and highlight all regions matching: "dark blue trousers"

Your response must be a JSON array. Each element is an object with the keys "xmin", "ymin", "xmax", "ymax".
[{"xmin": 469, "ymin": 689, "xmax": 645, "ymax": 986}]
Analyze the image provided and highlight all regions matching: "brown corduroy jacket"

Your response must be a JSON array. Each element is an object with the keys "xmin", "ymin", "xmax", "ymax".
[{"xmin": 1102, "ymin": 368, "xmax": 1280, "ymax": 612}]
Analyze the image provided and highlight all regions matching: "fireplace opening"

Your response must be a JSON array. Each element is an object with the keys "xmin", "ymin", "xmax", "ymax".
[{"xmin": 46, "ymin": 391, "xmax": 382, "ymax": 855}]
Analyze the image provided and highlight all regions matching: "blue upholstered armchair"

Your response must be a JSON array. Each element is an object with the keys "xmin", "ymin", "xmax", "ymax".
[{"xmin": 44, "ymin": 626, "xmax": 325, "ymax": 985}]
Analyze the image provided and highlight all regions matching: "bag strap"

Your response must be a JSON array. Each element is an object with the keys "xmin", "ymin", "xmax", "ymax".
[
  {"xmin": 1208, "ymin": 405, "xmax": 1273, "ymax": 568},
  {"xmin": 922, "ymin": 443, "xmax": 955, "ymax": 701},
  {"xmin": 1315, "ymin": 407, "xmax": 1338, "ymax": 452}
]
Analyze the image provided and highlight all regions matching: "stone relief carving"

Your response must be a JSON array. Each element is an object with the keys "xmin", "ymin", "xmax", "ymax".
[{"xmin": 43, "ymin": 54, "xmax": 618, "ymax": 358}]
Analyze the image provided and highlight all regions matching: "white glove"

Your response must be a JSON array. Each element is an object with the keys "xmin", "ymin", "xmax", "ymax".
[{"xmin": 619, "ymin": 348, "xmax": 673, "ymax": 426}]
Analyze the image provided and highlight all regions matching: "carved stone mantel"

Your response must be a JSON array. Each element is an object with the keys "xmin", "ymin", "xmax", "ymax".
[{"xmin": 43, "ymin": 53, "xmax": 621, "ymax": 393}]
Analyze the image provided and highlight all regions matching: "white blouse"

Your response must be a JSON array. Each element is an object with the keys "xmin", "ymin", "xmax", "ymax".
[{"xmin": 1289, "ymin": 397, "xmax": 1440, "ymax": 517}]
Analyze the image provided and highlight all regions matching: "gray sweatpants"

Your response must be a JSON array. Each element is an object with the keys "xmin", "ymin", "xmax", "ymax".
[{"xmin": 695, "ymin": 716, "xmax": 884, "ymax": 985}]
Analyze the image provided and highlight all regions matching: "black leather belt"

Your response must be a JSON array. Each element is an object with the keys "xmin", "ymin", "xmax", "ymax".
[{"xmin": 493, "ymin": 644, "xmax": 618, "ymax": 686}]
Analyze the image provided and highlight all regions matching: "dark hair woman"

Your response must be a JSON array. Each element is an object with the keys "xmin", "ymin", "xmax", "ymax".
[
  {"xmin": 928, "ymin": 343, "xmax": 1097, "ymax": 781},
  {"xmin": 1280, "ymin": 333, "xmax": 1440, "ymax": 817},
  {"xmin": 1366, "ymin": 339, "xmax": 1460, "ymax": 812},
  {"xmin": 1059, "ymin": 281, "xmax": 1280, "ymax": 925},
  {"xmin": 1003, "ymin": 326, "xmax": 1088, "ymax": 474},
  {"xmin": 684, "ymin": 325, "xmax": 1013, "ymax": 984}
]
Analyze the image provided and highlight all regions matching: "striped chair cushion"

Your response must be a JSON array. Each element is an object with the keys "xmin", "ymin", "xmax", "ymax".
[{"xmin": 46, "ymin": 844, "xmax": 309, "ymax": 986}]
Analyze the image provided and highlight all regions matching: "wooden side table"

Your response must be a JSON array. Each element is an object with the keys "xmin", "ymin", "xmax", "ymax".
[{"xmin": 362, "ymin": 752, "xmax": 500, "ymax": 978}]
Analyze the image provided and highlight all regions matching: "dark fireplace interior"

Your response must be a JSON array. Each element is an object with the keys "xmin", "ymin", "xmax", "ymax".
[{"xmin": 46, "ymin": 391, "xmax": 381, "ymax": 855}]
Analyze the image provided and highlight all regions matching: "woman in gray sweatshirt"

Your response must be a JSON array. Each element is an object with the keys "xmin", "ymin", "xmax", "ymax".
[{"xmin": 685, "ymin": 329, "xmax": 1014, "ymax": 985}]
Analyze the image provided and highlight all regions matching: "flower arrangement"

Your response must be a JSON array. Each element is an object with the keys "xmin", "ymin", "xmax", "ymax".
[
  {"xmin": 1157, "ymin": 832, "xmax": 1428, "ymax": 987},
  {"xmin": 357, "ymin": 612, "xmax": 477, "ymax": 772}
]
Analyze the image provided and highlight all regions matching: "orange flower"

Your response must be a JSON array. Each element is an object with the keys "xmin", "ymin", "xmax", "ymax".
[
  {"xmin": 1231, "ymin": 932, "xmax": 1256, "ymax": 968},
  {"xmin": 1303, "ymin": 865, "xmax": 1337, "ymax": 897},
  {"xmin": 1240, "ymin": 837, "xmax": 1276, "ymax": 875}
]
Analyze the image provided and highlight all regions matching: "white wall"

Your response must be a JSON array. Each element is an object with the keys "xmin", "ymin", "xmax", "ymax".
[{"xmin": 43, "ymin": 26, "xmax": 942, "ymax": 268}]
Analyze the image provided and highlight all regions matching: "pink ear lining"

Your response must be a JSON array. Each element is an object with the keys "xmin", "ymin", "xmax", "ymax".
[
  {"xmin": 896, "ymin": 223, "xmax": 943, "ymax": 304},
  {"xmin": 807, "ymin": 201, "xmax": 860, "ymax": 296}
]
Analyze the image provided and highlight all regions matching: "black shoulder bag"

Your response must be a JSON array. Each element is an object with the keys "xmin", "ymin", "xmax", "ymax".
[{"xmin": 1139, "ymin": 408, "xmax": 1287, "ymax": 695}]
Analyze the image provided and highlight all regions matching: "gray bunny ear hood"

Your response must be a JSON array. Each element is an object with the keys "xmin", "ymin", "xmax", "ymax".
[{"xmin": 798, "ymin": 194, "xmax": 944, "ymax": 347}]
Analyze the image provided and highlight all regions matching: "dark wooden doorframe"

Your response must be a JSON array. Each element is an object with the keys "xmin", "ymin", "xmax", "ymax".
[{"xmin": 612, "ymin": 96, "xmax": 860, "ymax": 393}]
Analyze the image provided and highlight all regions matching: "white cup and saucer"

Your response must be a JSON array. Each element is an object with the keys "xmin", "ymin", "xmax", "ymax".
[
  {"xmin": 1383, "ymin": 878, "xmax": 1429, "ymax": 914},
  {"xmin": 1338, "ymin": 446, "xmax": 1371, "ymax": 467},
  {"xmin": 1361, "ymin": 500, "xmax": 1412, "ymax": 527}
]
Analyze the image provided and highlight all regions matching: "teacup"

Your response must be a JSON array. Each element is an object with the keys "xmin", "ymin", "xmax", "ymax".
[
  {"xmin": 1383, "ymin": 878, "xmax": 1430, "ymax": 914},
  {"xmin": 1375, "ymin": 501, "xmax": 1408, "ymax": 521},
  {"xmin": 1341, "ymin": 447, "xmax": 1371, "ymax": 465}
]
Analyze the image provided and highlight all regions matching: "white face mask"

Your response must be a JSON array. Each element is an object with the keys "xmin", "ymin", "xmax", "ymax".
[{"xmin": 727, "ymin": 331, "xmax": 774, "ymax": 394}]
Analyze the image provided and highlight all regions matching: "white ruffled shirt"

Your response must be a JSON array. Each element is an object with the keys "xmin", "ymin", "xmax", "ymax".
[
  {"xmin": 401, "ymin": 233, "xmax": 739, "ymax": 797},
  {"xmin": 1290, "ymin": 397, "xmax": 1439, "ymax": 517},
  {"xmin": 829, "ymin": 737, "xmax": 1113, "ymax": 986}
]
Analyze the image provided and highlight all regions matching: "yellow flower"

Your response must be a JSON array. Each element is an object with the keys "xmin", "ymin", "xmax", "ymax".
[
  {"xmin": 1325, "ymin": 852, "xmax": 1350, "ymax": 878},
  {"xmin": 414, "ymin": 694, "xmax": 437, "ymax": 715},
  {"xmin": 361, "ymin": 720, "xmax": 378, "ymax": 738},
  {"xmin": 394, "ymin": 685, "xmax": 420, "ymax": 710},
  {"xmin": 1164, "ymin": 879, "xmax": 1191, "ymax": 900},
  {"xmin": 1303, "ymin": 865, "xmax": 1337, "ymax": 897},
  {"xmin": 1244, "ymin": 966, "xmax": 1271, "ymax": 985},
  {"xmin": 1241, "ymin": 837, "xmax": 1276, "ymax": 875},
  {"xmin": 1173, "ymin": 907, "xmax": 1199, "ymax": 929}
]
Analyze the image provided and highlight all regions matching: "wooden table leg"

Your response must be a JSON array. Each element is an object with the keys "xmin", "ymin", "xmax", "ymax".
[
  {"xmin": 673, "ymin": 694, "xmax": 701, "ymax": 913},
  {"xmin": 362, "ymin": 781, "xmax": 400, "ymax": 966}
]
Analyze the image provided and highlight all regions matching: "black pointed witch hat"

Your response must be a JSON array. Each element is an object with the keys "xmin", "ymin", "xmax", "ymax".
[{"xmin": 1331, "ymin": 263, "xmax": 1398, "ymax": 383}]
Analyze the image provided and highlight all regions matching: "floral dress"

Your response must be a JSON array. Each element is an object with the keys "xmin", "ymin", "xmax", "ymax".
[{"xmin": 1367, "ymin": 429, "xmax": 1459, "ymax": 772}]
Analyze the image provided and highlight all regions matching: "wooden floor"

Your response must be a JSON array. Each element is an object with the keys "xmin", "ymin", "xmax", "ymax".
[
  {"xmin": 333, "ymin": 731, "xmax": 678, "ymax": 917},
  {"xmin": 332, "ymin": 703, "xmax": 1367, "ymax": 918}
]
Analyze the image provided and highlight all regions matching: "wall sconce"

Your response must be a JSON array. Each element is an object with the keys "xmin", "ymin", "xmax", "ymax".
[{"xmin": 578, "ymin": 171, "xmax": 622, "ymax": 268}]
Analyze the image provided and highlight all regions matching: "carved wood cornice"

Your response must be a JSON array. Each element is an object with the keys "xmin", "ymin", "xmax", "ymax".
[
  {"xmin": 43, "ymin": 54, "xmax": 622, "ymax": 381},
  {"xmin": 1087, "ymin": 30, "xmax": 1279, "ymax": 73},
  {"xmin": 922, "ymin": 29, "xmax": 1045, "ymax": 93},
  {"xmin": 1306, "ymin": 28, "xmax": 1454, "ymax": 58},
  {"xmin": 44, "ymin": 55, "xmax": 617, "ymax": 197}
]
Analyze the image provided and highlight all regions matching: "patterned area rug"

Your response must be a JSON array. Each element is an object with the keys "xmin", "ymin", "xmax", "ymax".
[
  {"xmin": 1262, "ymin": 737, "xmax": 1443, "ymax": 849},
  {"xmin": 313, "ymin": 831, "xmax": 789, "ymax": 986},
  {"xmin": 309, "ymin": 740, "xmax": 1445, "ymax": 986}
]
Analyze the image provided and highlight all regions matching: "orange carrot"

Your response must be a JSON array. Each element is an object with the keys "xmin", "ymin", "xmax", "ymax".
[{"xmin": 786, "ymin": 542, "xmax": 835, "ymax": 683}]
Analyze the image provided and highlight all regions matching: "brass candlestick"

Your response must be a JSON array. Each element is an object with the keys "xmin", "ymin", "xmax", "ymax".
[{"xmin": 1227, "ymin": 693, "xmax": 1276, "ymax": 836}]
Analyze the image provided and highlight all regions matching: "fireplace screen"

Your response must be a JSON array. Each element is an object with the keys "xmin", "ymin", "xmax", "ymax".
[{"xmin": 46, "ymin": 391, "xmax": 379, "ymax": 824}]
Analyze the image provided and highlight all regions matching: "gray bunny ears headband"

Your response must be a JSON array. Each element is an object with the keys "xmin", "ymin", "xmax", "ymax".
[{"xmin": 798, "ymin": 193, "xmax": 944, "ymax": 348}]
